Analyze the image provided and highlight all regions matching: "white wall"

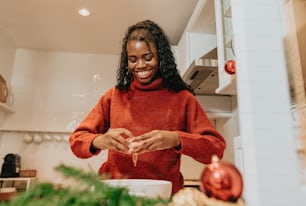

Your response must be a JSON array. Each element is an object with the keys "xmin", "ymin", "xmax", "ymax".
[
  {"xmin": 0, "ymin": 49, "xmax": 118, "ymax": 184},
  {"xmin": 0, "ymin": 29, "xmax": 16, "ymax": 125},
  {"xmin": 0, "ymin": 29, "xmax": 15, "ymax": 84}
]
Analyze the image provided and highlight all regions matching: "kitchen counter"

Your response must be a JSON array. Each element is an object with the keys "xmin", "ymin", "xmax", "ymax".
[{"xmin": 184, "ymin": 179, "xmax": 201, "ymax": 189}]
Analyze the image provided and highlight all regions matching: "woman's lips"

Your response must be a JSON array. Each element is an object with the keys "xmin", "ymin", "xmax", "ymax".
[{"xmin": 134, "ymin": 69, "xmax": 152, "ymax": 79}]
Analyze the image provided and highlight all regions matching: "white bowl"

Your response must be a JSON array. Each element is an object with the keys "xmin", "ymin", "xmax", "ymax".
[{"xmin": 102, "ymin": 179, "xmax": 172, "ymax": 200}]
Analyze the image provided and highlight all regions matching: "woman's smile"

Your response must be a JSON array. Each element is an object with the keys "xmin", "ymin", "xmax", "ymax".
[{"xmin": 134, "ymin": 68, "xmax": 153, "ymax": 79}]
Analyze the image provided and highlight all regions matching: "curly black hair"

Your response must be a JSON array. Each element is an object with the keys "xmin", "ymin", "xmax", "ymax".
[{"xmin": 115, "ymin": 19, "xmax": 194, "ymax": 94}]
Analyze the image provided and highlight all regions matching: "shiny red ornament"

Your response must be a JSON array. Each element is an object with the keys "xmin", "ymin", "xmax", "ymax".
[
  {"xmin": 224, "ymin": 59, "xmax": 236, "ymax": 75},
  {"xmin": 200, "ymin": 155, "xmax": 243, "ymax": 202}
]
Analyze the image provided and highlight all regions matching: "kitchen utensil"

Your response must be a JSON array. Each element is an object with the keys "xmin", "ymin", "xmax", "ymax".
[
  {"xmin": 53, "ymin": 135, "xmax": 62, "ymax": 142},
  {"xmin": 33, "ymin": 134, "xmax": 43, "ymax": 144},
  {"xmin": 23, "ymin": 134, "xmax": 33, "ymax": 144},
  {"xmin": 44, "ymin": 134, "xmax": 53, "ymax": 141}
]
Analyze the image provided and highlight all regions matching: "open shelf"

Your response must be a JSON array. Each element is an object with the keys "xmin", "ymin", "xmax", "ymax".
[{"xmin": 0, "ymin": 128, "xmax": 71, "ymax": 134}]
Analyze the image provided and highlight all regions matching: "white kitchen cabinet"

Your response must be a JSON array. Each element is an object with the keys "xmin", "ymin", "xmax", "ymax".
[
  {"xmin": 176, "ymin": 0, "xmax": 217, "ymax": 76},
  {"xmin": 175, "ymin": 0, "xmax": 233, "ymax": 120},
  {"xmin": 176, "ymin": 32, "xmax": 217, "ymax": 76},
  {"xmin": 214, "ymin": 0, "xmax": 237, "ymax": 95},
  {"xmin": 177, "ymin": 0, "xmax": 237, "ymax": 95}
]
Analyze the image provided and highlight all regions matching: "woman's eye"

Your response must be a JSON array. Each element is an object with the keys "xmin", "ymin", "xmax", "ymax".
[
  {"xmin": 128, "ymin": 53, "xmax": 154, "ymax": 64},
  {"xmin": 144, "ymin": 54, "xmax": 154, "ymax": 61},
  {"xmin": 128, "ymin": 57, "xmax": 137, "ymax": 63}
]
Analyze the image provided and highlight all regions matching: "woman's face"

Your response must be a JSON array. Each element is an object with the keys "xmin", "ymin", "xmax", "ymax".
[{"xmin": 127, "ymin": 40, "xmax": 159, "ymax": 84}]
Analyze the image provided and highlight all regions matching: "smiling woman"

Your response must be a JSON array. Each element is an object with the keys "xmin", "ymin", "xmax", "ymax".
[{"xmin": 69, "ymin": 19, "xmax": 226, "ymax": 195}]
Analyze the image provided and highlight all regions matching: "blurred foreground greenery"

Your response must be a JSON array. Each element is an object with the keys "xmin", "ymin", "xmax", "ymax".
[{"xmin": 0, "ymin": 164, "xmax": 168, "ymax": 206}]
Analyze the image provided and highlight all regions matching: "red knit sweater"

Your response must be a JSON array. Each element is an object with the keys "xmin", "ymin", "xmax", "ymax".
[{"xmin": 70, "ymin": 78, "xmax": 226, "ymax": 194}]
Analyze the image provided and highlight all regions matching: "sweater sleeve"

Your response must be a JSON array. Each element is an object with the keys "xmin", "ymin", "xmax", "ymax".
[
  {"xmin": 69, "ymin": 88, "xmax": 113, "ymax": 158},
  {"xmin": 175, "ymin": 95, "xmax": 226, "ymax": 164}
]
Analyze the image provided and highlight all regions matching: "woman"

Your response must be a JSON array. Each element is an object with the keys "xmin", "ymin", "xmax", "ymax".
[{"xmin": 70, "ymin": 20, "xmax": 226, "ymax": 194}]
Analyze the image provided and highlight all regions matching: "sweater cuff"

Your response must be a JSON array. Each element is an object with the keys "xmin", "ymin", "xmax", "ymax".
[
  {"xmin": 174, "ymin": 143, "xmax": 181, "ymax": 151},
  {"xmin": 90, "ymin": 142, "xmax": 100, "ymax": 154},
  {"xmin": 173, "ymin": 131, "xmax": 183, "ymax": 152}
]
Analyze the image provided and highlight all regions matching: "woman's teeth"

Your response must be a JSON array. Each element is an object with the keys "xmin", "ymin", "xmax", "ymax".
[{"xmin": 136, "ymin": 70, "xmax": 150, "ymax": 78}]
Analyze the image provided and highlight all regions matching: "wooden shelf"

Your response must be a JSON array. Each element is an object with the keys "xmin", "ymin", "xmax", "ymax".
[
  {"xmin": 0, "ymin": 177, "xmax": 37, "ymax": 191},
  {"xmin": 0, "ymin": 102, "xmax": 14, "ymax": 113}
]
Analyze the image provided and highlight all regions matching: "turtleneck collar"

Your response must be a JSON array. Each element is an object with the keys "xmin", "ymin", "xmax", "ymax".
[{"xmin": 131, "ymin": 78, "xmax": 163, "ymax": 91}]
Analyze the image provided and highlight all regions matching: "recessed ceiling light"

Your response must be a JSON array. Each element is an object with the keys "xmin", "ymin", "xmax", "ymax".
[{"xmin": 78, "ymin": 8, "xmax": 90, "ymax": 16}]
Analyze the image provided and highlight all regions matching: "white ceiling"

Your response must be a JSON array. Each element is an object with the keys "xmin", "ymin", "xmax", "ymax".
[{"xmin": 0, "ymin": 0, "xmax": 203, "ymax": 55}]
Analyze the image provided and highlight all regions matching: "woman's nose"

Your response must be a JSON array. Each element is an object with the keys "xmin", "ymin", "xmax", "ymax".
[{"xmin": 135, "ymin": 59, "xmax": 146, "ymax": 69}]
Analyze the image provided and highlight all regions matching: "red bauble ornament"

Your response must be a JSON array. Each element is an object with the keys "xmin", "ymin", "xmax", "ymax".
[
  {"xmin": 200, "ymin": 155, "xmax": 243, "ymax": 202},
  {"xmin": 224, "ymin": 59, "xmax": 236, "ymax": 75}
]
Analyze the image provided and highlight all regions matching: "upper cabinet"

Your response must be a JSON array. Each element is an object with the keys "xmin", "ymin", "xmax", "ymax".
[
  {"xmin": 176, "ymin": 0, "xmax": 233, "ymax": 119},
  {"xmin": 176, "ymin": 0, "xmax": 218, "ymax": 95},
  {"xmin": 214, "ymin": 0, "xmax": 236, "ymax": 95},
  {"xmin": 176, "ymin": 0, "xmax": 237, "ymax": 95},
  {"xmin": 177, "ymin": 32, "xmax": 217, "ymax": 77}
]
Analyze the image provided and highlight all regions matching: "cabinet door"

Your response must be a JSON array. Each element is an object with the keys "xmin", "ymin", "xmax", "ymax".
[
  {"xmin": 176, "ymin": 32, "xmax": 216, "ymax": 77},
  {"xmin": 176, "ymin": 32, "xmax": 190, "ymax": 76},
  {"xmin": 215, "ymin": 0, "xmax": 237, "ymax": 95}
]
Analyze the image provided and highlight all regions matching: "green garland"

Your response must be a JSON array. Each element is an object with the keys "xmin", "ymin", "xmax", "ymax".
[{"xmin": 0, "ymin": 164, "xmax": 168, "ymax": 206}]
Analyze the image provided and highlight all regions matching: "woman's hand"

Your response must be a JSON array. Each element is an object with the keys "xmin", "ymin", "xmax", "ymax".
[
  {"xmin": 128, "ymin": 130, "xmax": 181, "ymax": 154},
  {"xmin": 92, "ymin": 128, "xmax": 133, "ymax": 153}
]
